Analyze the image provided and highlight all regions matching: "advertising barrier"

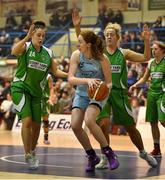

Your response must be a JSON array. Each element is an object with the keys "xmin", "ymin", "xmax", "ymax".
[{"xmin": 12, "ymin": 114, "xmax": 73, "ymax": 134}]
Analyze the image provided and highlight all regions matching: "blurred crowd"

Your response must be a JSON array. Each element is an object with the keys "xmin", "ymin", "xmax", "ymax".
[
  {"xmin": 0, "ymin": 7, "xmax": 164, "ymax": 133},
  {"xmin": 0, "ymin": 55, "xmax": 148, "ymax": 133}
]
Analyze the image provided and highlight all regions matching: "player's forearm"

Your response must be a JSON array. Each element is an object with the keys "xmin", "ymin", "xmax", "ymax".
[
  {"xmin": 143, "ymin": 39, "xmax": 151, "ymax": 61},
  {"xmin": 55, "ymin": 69, "xmax": 68, "ymax": 78},
  {"xmin": 75, "ymin": 25, "xmax": 81, "ymax": 37}
]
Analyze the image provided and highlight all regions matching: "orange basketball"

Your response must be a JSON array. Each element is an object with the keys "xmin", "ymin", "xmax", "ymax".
[{"xmin": 87, "ymin": 81, "xmax": 109, "ymax": 101}]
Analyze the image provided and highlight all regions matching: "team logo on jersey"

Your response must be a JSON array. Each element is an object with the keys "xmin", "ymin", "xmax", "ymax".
[
  {"xmin": 28, "ymin": 60, "xmax": 47, "ymax": 71},
  {"xmin": 111, "ymin": 65, "xmax": 121, "ymax": 73},
  {"xmin": 151, "ymin": 72, "xmax": 163, "ymax": 79}
]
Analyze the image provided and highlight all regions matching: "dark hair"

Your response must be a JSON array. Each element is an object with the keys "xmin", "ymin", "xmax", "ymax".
[
  {"xmin": 33, "ymin": 20, "xmax": 46, "ymax": 29},
  {"xmin": 80, "ymin": 30, "xmax": 104, "ymax": 60}
]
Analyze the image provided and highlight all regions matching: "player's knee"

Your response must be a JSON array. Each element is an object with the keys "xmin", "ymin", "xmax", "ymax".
[
  {"xmin": 125, "ymin": 124, "xmax": 136, "ymax": 133},
  {"xmin": 71, "ymin": 122, "xmax": 81, "ymax": 133},
  {"xmin": 160, "ymin": 122, "xmax": 165, "ymax": 127}
]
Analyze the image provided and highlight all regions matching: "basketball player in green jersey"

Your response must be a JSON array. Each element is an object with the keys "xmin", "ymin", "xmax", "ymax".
[
  {"xmin": 11, "ymin": 21, "xmax": 67, "ymax": 170},
  {"xmin": 41, "ymin": 74, "xmax": 57, "ymax": 145},
  {"xmin": 129, "ymin": 41, "xmax": 165, "ymax": 158},
  {"xmin": 72, "ymin": 10, "xmax": 157, "ymax": 168}
]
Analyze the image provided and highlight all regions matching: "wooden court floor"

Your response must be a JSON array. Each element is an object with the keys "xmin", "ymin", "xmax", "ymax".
[{"xmin": 0, "ymin": 130, "xmax": 165, "ymax": 179}]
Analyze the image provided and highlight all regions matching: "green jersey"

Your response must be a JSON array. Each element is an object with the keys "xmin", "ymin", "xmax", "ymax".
[
  {"xmin": 12, "ymin": 42, "xmax": 53, "ymax": 97},
  {"xmin": 105, "ymin": 48, "xmax": 128, "ymax": 90},
  {"xmin": 148, "ymin": 57, "xmax": 165, "ymax": 93}
]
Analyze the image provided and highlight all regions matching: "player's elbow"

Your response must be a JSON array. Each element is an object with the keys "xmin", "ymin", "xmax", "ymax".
[{"xmin": 11, "ymin": 48, "xmax": 17, "ymax": 56}]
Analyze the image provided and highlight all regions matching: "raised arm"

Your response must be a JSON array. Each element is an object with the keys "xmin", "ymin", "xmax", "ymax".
[
  {"xmin": 124, "ymin": 24, "xmax": 151, "ymax": 62},
  {"xmin": 72, "ymin": 9, "xmax": 82, "ymax": 37},
  {"xmin": 11, "ymin": 24, "xmax": 35, "ymax": 56}
]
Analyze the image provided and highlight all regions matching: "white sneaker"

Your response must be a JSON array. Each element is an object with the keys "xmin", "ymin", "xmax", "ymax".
[
  {"xmin": 95, "ymin": 154, "xmax": 108, "ymax": 169},
  {"xmin": 140, "ymin": 151, "xmax": 158, "ymax": 168},
  {"xmin": 25, "ymin": 154, "xmax": 39, "ymax": 170}
]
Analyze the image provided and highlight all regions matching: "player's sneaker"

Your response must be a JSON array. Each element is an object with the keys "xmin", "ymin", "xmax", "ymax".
[
  {"xmin": 103, "ymin": 148, "xmax": 119, "ymax": 170},
  {"xmin": 140, "ymin": 151, "xmax": 158, "ymax": 168},
  {"xmin": 25, "ymin": 154, "xmax": 39, "ymax": 170},
  {"xmin": 96, "ymin": 154, "xmax": 108, "ymax": 169},
  {"xmin": 150, "ymin": 148, "xmax": 162, "ymax": 158},
  {"xmin": 85, "ymin": 155, "xmax": 100, "ymax": 172},
  {"xmin": 31, "ymin": 149, "xmax": 36, "ymax": 157},
  {"xmin": 43, "ymin": 140, "xmax": 50, "ymax": 145}
]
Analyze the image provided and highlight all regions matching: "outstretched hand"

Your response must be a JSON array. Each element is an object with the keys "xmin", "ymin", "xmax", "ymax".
[
  {"xmin": 141, "ymin": 24, "xmax": 150, "ymax": 41},
  {"xmin": 26, "ymin": 24, "xmax": 35, "ymax": 40},
  {"xmin": 72, "ymin": 9, "xmax": 82, "ymax": 27}
]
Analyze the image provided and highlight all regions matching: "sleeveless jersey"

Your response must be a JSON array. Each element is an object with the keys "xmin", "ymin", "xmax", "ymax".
[
  {"xmin": 76, "ymin": 52, "xmax": 104, "ymax": 96},
  {"xmin": 105, "ymin": 48, "xmax": 128, "ymax": 90},
  {"xmin": 12, "ymin": 42, "xmax": 53, "ymax": 97},
  {"xmin": 148, "ymin": 57, "xmax": 165, "ymax": 92}
]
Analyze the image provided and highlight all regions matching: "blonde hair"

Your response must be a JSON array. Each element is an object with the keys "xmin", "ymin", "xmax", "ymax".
[
  {"xmin": 154, "ymin": 41, "xmax": 165, "ymax": 49},
  {"xmin": 104, "ymin": 23, "xmax": 121, "ymax": 39}
]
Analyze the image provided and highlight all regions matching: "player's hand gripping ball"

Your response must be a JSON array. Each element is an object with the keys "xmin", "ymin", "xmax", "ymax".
[{"xmin": 87, "ymin": 81, "xmax": 109, "ymax": 101}]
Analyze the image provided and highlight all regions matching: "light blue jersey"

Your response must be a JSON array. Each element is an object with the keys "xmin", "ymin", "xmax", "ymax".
[{"xmin": 75, "ymin": 53, "xmax": 104, "ymax": 96}]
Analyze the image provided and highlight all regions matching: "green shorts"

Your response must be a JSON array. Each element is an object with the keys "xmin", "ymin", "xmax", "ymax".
[
  {"xmin": 146, "ymin": 91, "xmax": 165, "ymax": 122},
  {"xmin": 41, "ymin": 97, "xmax": 50, "ymax": 117},
  {"xmin": 11, "ymin": 86, "xmax": 41, "ymax": 123},
  {"xmin": 97, "ymin": 88, "xmax": 135, "ymax": 126}
]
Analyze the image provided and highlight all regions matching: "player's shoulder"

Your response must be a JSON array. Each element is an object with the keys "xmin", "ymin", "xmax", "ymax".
[{"xmin": 42, "ymin": 45, "xmax": 53, "ymax": 57}]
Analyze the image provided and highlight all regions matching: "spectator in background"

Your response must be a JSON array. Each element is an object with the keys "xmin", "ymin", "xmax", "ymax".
[
  {"xmin": 114, "ymin": 10, "xmax": 124, "ymax": 25},
  {"xmin": 153, "ymin": 16, "xmax": 162, "ymax": 28},
  {"xmin": 21, "ymin": 9, "xmax": 32, "ymax": 26},
  {"xmin": 161, "ymin": 15, "xmax": 165, "ymax": 27},
  {"xmin": 1, "ymin": 81, "xmax": 11, "ymax": 99},
  {"xmin": 49, "ymin": 11, "xmax": 61, "ymax": 29},
  {"xmin": 153, "ymin": 16, "xmax": 164, "ymax": 41},
  {"xmin": 5, "ymin": 12, "xmax": 17, "ymax": 31},
  {"xmin": 0, "ymin": 93, "xmax": 15, "ymax": 130},
  {"xmin": 127, "ymin": 69, "xmax": 138, "ymax": 88},
  {"xmin": 0, "ymin": 36, "xmax": 8, "ymax": 57},
  {"xmin": 105, "ymin": 7, "xmax": 115, "ymax": 24},
  {"xmin": 97, "ymin": 8, "xmax": 108, "ymax": 31},
  {"xmin": 58, "ymin": 90, "xmax": 72, "ymax": 114}
]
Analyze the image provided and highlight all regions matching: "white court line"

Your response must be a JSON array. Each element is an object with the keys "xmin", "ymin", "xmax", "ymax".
[{"xmin": 0, "ymin": 153, "xmax": 139, "ymax": 168}]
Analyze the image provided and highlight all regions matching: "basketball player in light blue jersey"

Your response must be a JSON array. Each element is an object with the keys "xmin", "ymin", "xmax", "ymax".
[{"xmin": 68, "ymin": 30, "xmax": 119, "ymax": 172}]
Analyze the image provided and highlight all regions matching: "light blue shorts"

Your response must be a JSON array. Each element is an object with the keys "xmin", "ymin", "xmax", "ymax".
[{"xmin": 72, "ymin": 93, "xmax": 108, "ymax": 111}]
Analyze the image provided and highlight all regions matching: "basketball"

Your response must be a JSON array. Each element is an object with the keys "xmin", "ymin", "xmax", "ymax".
[{"xmin": 87, "ymin": 81, "xmax": 109, "ymax": 101}]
